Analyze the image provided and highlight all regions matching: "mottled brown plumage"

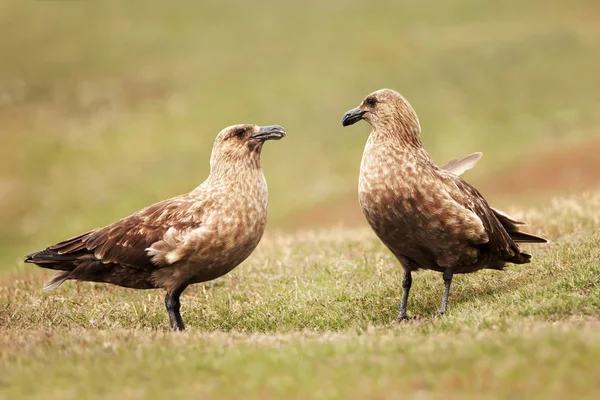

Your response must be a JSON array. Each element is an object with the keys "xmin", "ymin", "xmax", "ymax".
[
  {"xmin": 342, "ymin": 89, "xmax": 546, "ymax": 319},
  {"xmin": 25, "ymin": 124, "xmax": 286, "ymax": 330}
]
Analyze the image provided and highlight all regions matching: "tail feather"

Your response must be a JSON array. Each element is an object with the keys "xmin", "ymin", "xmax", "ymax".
[
  {"xmin": 26, "ymin": 249, "xmax": 75, "ymax": 270},
  {"xmin": 509, "ymin": 231, "xmax": 548, "ymax": 244},
  {"xmin": 25, "ymin": 247, "xmax": 94, "ymax": 271},
  {"xmin": 26, "ymin": 246, "xmax": 78, "ymax": 289},
  {"xmin": 26, "ymin": 250, "xmax": 67, "ymax": 264},
  {"xmin": 492, "ymin": 208, "xmax": 548, "ymax": 244},
  {"xmin": 43, "ymin": 271, "xmax": 71, "ymax": 290}
]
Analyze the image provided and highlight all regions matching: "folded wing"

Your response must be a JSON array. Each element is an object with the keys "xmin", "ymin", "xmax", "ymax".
[
  {"xmin": 440, "ymin": 152, "xmax": 546, "ymax": 248},
  {"xmin": 25, "ymin": 197, "xmax": 203, "ymax": 289}
]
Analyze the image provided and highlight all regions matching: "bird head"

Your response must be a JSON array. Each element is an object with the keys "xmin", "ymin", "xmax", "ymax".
[
  {"xmin": 341, "ymin": 89, "xmax": 421, "ymax": 143},
  {"xmin": 210, "ymin": 124, "xmax": 286, "ymax": 175}
]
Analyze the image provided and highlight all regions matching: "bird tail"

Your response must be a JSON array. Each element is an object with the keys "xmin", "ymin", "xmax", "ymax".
[
  {"xmin": 25, "ymin": 249, "xmax": 80, "ymax": 290},
  {"xmin": 508, "ymin": 231, "xmax": 548, "ymax": 244},
  {"xmin": 24, "ymin": 248, "xmax": 80, "ymax": 270},
  {"xmin": 25, "ymin": 233, "xmax": 94, "ymax": 290},
  {"xmin": 492, "ymin": 208, "xmax": 548, "ymax": 244},
  {"xmin": 43, "ymin": 271, "xmax": 71, "ymax": 290},
  {"xmin": 25, "ymin": 232, "xmax": 91, "ymax": 269}
]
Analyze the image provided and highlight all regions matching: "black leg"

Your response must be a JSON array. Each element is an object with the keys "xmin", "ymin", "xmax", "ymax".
[
  {"xmin": 398, "ymin": 271, "xmax": 412, "ymax": 321},
  {"xmin": 439, "ymin": 267, "xmax": 453, "ymax": 316},
  {"xmin": 165, "ymin": 287, "xmax": 186, "ymax": 331}
]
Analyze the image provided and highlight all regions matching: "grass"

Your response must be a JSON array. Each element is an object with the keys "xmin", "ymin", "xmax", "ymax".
[
  {"xmin": 3, "ymin": 320, "xmax": 600, "ymax": 399},
  {"xmin": 1, "ymin": 193, "xmax": 599, "ymax": 398},
  {"xmin": 2, "ymin": 0, "xmax": 600, "ymax": 398}
]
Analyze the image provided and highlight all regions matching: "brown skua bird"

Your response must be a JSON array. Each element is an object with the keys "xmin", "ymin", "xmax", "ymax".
[
  {"xmin": 342, "ymin": 89, "xmax": 546, "ymax": 319},
  {"xmin": 26, "ymin": 124, "xmax": 286, "ymax": 331}
]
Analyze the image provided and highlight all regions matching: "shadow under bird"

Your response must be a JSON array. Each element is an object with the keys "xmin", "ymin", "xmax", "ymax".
[
  {"xmin": 25, "ymin": 124, "xmax": 286, "ymax": 331},
  {"xmin": 341, "ymin": 89, "xmax": 547, "ymax": 320}
]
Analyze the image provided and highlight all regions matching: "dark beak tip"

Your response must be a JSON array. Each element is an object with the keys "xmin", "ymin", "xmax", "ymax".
[
  {"xmin": 341, "ymin": 108, "xmax": 366, "ymax": 127},
  {"xmin": 252, "ymin": 125, "xmax": 286, "ymax": 140}
]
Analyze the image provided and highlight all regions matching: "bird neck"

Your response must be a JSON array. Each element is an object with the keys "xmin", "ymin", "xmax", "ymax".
[
  {"xmin": 365, "ymin": 126, "xmax": 434, "ymax": 168},
  {"xmin": 206, "ymin": 156, "xmax": 264, "ymax": 188},
  {"xmin": 370, "ymin": 123, "xmax": 423, "ymax": 150},
  {"xmin": 209, "ymin": 147, "xmax": 263, "ymax": 176}
]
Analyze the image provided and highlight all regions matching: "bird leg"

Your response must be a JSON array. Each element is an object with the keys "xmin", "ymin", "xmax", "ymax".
[
  {"xmin": 398, "ymin": 271, "xmax": 412, "ymax": 321},
  {"xmin": 439, "ymin": 267, "xmax": 453, "ymax": 316},
  {"xmin": 165, "ymin": 288, "xmax": 185, "ymax": 331}
]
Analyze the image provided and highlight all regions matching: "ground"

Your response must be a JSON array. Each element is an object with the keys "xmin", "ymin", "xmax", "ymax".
[
  {"xmin": 1, "ymin": 0, "xmax": 600, "ymax": 398},
  {"xmin": 2, "ymin": 194, "xmax": 600, "ymax": 399}
]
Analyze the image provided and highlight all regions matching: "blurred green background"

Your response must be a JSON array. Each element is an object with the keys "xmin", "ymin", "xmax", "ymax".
[{"xmin": 1, "ymin": 0, "xmax": 599, "ymax": 274}]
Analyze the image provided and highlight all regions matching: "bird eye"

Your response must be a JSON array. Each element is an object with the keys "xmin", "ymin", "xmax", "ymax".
[
  {"xmin": 366, "ymin": 97, "xmax": 377, "ymax": 106},
  {"xmin": 235, "ymin": 129, "xmax": 245, "ymax": 137}
]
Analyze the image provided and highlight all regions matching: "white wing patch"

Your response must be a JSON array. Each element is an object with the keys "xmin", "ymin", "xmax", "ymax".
[
  {"xmin": 145, "ymin": 226, "xmax": 212, "ymax": 267},
  {"xmin": 145, "ymin": 227, "xmax": 185, "ymax": 266}
]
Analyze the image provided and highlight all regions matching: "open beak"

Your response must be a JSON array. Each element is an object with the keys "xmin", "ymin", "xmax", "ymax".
[
  {"xmin": 250, "ymin": 125, "xmax": 286, "ymax": 141},
  {"xmin": 341, "ymin": 107, "xmax": 367, "ymax": 126}
]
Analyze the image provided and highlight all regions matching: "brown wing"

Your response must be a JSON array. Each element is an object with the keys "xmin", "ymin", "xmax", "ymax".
[
  {"xmin": 447, "ymin": 176, "xmax": 526, "ymax": 262},
  {"xmin": 26, "ymin": 196, "xmax": 203, "ymax": 271},
  {"xmin": 440, "ymin": 153, "xmax": 546, "ymax": 246}
]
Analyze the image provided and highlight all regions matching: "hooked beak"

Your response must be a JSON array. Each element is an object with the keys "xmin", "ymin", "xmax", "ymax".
[
  {"xmin": 341, "ymin": 107, "xmax": 367, "ymax": 127},
  {"xmin": 250, "ymin": 125, "xmax": 286, "ymax": 141}
]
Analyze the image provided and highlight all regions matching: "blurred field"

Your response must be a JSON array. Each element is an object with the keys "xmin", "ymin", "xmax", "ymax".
[
  {"xmin": 2, "ymin": 0, "xmax": 600, "ymax": 398},
  {"xmin": 2, "ymin": 0, "xmax": 600, "ymax": 272}
]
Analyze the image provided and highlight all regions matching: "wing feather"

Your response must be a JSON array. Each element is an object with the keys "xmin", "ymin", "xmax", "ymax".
[
  {"xmin": 440, "ymin": 152, "xmax": 482, "ymax": 176},
  {"xmin": 445, "ymin": 175, "xmax": 521, "ymax": 259},
  {"xmin": 29, "ymin": 196, "xmax": 204, "ymax": 271},
  {"xmin": 86, "ymin": 197, "xmax": 202, "ymax": 268}
]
